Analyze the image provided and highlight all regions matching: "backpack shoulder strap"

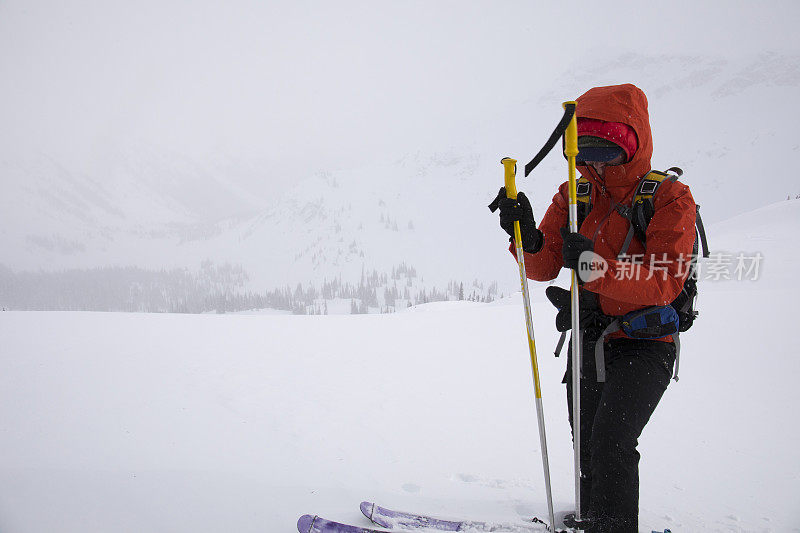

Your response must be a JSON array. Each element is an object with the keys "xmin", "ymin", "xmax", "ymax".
[
  {"xmin": 616, "ymin": 168, "xmax": 680, "ymax": 257},
  {"xmin": 632, "ymin": 169, "xmax": 676, "ymax": 239}
]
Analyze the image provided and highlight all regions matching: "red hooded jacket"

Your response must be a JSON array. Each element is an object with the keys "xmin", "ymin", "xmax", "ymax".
[{"xmin": 512, "ymin": 84, "xmax": 697, "ymax": 342}]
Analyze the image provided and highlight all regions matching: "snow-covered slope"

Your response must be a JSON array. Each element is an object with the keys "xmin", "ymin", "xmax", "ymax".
[
  {"xmin": 0, "ymin": 148, "xmax": 267, "ymax": 271},
  {"xmin": 703, "ymin": 197, "xmax": 799, "ymax": 292},
  {"xmin": 1, "ymin": 200, "xmax": 797, "ymax": 532}
]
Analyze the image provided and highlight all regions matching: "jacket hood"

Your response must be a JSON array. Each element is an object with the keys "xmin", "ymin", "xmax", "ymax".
[{"xmin": 575, "ymin": 84, "xmax": 652, "ymax": 197}]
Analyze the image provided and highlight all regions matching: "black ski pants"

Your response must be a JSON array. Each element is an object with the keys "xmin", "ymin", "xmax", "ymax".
[{"xmin": 564, "ymin": 336, "xmax": 675, "ymax": 533}]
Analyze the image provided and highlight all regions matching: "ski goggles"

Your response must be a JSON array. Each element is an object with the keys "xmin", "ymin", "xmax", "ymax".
[{"xmin": 576, "ymin": 136, "xmax": 627, "ymax": 164}]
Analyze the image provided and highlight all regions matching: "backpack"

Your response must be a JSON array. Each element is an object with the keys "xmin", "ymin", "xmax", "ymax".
[{"xmin": 575, "ymin": 167, "xmax": 710, "ymax": 332}]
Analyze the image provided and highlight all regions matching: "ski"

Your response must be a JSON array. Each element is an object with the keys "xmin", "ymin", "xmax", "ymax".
[
  {"xmin": 359, "ymin": 502, "xmax": 550, "ymax": 532},
  {"xmin": 301, "ymin": 504, "xmax": 669, "ymax": 533},
  {"xmin": 297, "ymin": 514, "xmax": 409, "ymax": 533}
]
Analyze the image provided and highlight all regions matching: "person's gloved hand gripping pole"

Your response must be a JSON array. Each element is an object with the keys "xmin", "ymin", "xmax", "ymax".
[
  {"xmin": 489, "ymin": 187, "xmax": 543, "ymax": 254},
  {"xmin": 559, "ymin": 227, "xmax": 594, "ymax": 271}
]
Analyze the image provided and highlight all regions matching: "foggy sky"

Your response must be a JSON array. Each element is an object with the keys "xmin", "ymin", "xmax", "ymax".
[{"xmin": 1, "ymin": 0, "xmax": 798, "ymax": 201}]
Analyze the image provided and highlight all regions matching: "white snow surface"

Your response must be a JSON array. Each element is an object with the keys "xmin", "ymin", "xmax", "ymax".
[{"xmin": 1, "ymin": 201, "xmax": 799, "ymax": 532}]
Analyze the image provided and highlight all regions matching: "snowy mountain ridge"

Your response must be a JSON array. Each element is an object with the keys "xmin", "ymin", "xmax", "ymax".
[{"xmin": 3, "ymin": 51, "xmax": 799, "ymax": 303}]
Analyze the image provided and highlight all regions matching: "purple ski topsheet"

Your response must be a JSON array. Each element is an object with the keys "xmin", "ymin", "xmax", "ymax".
[
  {"xmin": 298, "ymin": 514, "xmax": 399, "ymax": 533},
  {"xmin": 359, "ymin": 502, "xmax": 547, "ymax": 532},
  {"xmin": 360, "ymin": 502, "xmax": 461, "ymax": 531}
]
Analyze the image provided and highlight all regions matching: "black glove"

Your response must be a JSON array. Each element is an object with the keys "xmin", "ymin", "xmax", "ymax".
[
  {"xmin": 488, "ymin": 188, "xmax": 543, "ymax": 253},
  {"xmin": 560, "ymin": 227, "xmax": 593, "ymax": 271}
]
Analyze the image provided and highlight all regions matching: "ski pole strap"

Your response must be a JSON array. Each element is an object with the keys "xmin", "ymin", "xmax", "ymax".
[
  {"xmin": 528, "ymin": 516, "xmax": 555, "ymax": 532},
  {"xmin": 554, "ymin": 330, "xmax": 568, "ymax": 357},
  {"xmin": 524, "ymin": 103, "xmax": 576, "ymax": 177}
]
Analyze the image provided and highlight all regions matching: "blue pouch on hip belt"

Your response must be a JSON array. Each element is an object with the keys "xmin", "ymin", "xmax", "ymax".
[{"xmin": 620, "ymin": 305, "xmax": 680, "ymax": 339}]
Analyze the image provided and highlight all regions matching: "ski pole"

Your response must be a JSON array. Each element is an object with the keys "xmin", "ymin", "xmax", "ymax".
[
  {"xmin": 501, "ymin": 157, "xmax": 555, "ymax": 532},
  {"xmin": 562, "ymin": 101, "xmax": 583, "ymax": 524}
]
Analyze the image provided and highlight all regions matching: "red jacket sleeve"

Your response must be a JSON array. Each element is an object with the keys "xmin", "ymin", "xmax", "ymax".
[
  {"xmin": 509, "ymin": 183, "xmax": 569, "ymax": 282},
  {"xmin": 583, "ymin": 182, "xmax": 697, "ymax": 306}
]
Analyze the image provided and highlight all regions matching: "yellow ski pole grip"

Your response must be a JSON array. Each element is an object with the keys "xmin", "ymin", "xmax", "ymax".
[
  {"xmin": 563, "ymin": 101, "xmax": 579, "ymax": 222},
  {"xmin": 501, "ymin": 157, "xmax": 524, "ymax": 248},
  {"xmin": 501, "ymin": 157, "xmax": 518, "ymax": 199},
  {"xmin": 563, "ymin": 101, "xmax": 578, "ymax": 158}
]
